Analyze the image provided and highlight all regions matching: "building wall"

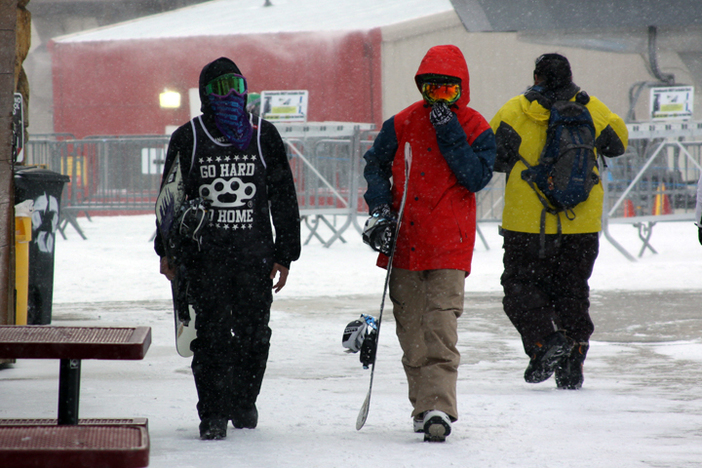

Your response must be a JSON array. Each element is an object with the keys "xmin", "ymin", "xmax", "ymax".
[
  {"xmin": 380, "ymin": 11, "xmax": 697, "ymax": 124},
  {"xmin": 50, "ymin": 8, "xmax": 700, "ymax": 138},
  {"xmin": 50, "ymin": 29, "xmax": 382, "ymax": 138},
  {"xmin": 26, "ymin": 0, "xmax": 211, "ymax": 135}
]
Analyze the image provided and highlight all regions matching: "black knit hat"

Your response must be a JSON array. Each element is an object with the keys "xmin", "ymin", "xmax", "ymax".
[
  {"xmin": 199, "ymin": 57, "xmax": 243, "ymax": 114},
  {"xmin": 534, "ymin": 53, "xmax": 572, "ymax": 90}
]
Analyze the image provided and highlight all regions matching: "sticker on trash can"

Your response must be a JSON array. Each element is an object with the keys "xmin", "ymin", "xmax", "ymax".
[{"xmin": 31, "ymin": 192, "xmax": 60, "ymax": 254}]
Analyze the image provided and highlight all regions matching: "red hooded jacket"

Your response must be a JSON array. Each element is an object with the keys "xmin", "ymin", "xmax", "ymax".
[{"xmin": 364, "ymin": 45, "xmax": 495, "ymax": 273}]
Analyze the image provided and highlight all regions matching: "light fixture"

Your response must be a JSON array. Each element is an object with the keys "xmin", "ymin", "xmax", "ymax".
[{"xmin": 159, "ymin": 89, "xmax": 181, "ymax": 108}]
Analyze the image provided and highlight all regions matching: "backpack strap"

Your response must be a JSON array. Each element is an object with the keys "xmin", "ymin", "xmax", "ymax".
[
  {"xmin": 255, "ymin": 114, "xmax": 266, "ymax": 169},
  {"xmin": 189, "ymin": 118, "xmax": 199, "ymax": 176},
  {"xmin": 517, "ymin": 152, "xmax": 563, "ymax": 258}
]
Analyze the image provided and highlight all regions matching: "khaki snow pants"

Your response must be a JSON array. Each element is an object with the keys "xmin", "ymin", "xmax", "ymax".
[{"xmin": 389, "ymin": 268, "xmax": 465, "ymax": 421}]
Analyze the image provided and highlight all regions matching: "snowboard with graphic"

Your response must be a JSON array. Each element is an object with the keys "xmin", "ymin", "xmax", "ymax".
[{"xmin": 155, "ymin": 155, "xmax": 197, "ymax": 357}]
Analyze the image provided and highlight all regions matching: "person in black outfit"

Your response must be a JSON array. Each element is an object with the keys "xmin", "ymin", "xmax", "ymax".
[{"xmin": 155, "ymin": 57, "xmax": 301, "ymax": 440}]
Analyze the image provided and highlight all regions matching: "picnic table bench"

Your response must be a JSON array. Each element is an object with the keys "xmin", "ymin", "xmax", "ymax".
[{"xmin": 0, "ymin": 326, "xmax": 152, "ymax": 468}]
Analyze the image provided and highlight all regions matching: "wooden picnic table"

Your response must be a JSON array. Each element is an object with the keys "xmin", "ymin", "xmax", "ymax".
[{"xmin": 0, "ymin": 325, "xmax": 152, "ymax": 468}]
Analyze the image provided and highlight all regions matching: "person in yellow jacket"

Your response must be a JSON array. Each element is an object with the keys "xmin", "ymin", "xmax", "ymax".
[{"xmin": 490, "ymin": 53, "xmax": 628, "ymax": 389}]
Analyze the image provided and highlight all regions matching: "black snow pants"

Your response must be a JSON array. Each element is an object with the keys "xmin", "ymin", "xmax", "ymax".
[
  {"xmin": 186, "ymin": 249, "xmax": 273, "ymax": 422},
  {"xmin": 501, "ymin": 230, "xmax": 599, "ymax": 356}
]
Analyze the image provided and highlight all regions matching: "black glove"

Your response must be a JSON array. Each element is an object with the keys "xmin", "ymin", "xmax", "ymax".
[
  {"xmin": 429, "ymin": 101, "xmax": 454, "ymax": 127},
  {"xmin": 371, "ymin": 203, "xmax": 397, "ymax": 223},
  {"xmin": 362, "ymin": 204, "xmax": 397, "ymax": 256}
]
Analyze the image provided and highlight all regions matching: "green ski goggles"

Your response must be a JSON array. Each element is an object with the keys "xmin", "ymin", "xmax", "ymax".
[{"xmin": 205, "ymin": 73, "xmax": 247, "ymax": 97}]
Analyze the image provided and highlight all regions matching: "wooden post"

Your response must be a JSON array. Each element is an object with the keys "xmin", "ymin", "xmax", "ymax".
[{"xmin": 0, "ymin": 0, "xmax": 18, "ymax": 326}]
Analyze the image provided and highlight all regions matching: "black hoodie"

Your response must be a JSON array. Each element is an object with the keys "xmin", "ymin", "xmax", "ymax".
[
  {"xmin": 198, "ymin": 57, "xmax": 242, "ymax": 116},
  {"xmin": 154, "ymin": 58, "xmax": 301, "ymax": 268}
]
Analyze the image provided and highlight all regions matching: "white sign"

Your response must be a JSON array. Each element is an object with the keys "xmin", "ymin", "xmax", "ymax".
[
  {"xmin": 261, "ymin": 90, "xmax": 309, "ymax": 122},
  {"xmin": 650, "ymin": 86, "xmax": 694, "ymax": 121},
  {"xmin": 13, "ymin": 93, "xmax": 24, "ymax": 164}
]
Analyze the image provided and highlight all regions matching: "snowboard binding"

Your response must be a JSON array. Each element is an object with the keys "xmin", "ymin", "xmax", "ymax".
[{"xmin": 342, "ymin": 314, "xmax": 378, "ymax": 369}]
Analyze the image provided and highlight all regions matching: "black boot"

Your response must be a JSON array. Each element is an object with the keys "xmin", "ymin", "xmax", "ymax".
[
  {"xmin": 199, "ymin": 418, "xmax": 228, "ymax": 440},
  {"xmin": 524, "ymin": 331, "xmax": 574, "ymax": 383},
  {"xmin": 556, "ymin": 342, "xmax": 589, "ymax": 389},
  {"xmin": 231, "ymin": 405, "xmax": 258, "ymax": 429}
]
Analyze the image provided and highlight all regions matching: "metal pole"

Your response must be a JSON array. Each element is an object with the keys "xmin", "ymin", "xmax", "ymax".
[
  {"xmin": 58, "ymin": 358, "xmax": 81, "ymax": 425},
  {"xmin": 601, "ymin": 166, "xmax": 637, "ymax": 262}
]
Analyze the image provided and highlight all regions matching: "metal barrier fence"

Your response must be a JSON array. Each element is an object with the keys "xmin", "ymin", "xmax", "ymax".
[
  {"xmin": 602, "ymin": 121, "xmax": 702, "ymax": 260},
  {"xmin": 23, "ymin": 120, "xmax": 702, "ymax": 254},
  {"xmin": 23, "ymin": 125, "xmax": 375, "ymax": 244},
  {"xmin": 275, "ymin": 123, "xmax": 373, "ymax": 246},
  {"xmin": 25, "ymin": 134, "xmax": 170, "ymax": 239},
  {"xmin": 25, "ymin": 134, "xmax": 169, "ymax": 210}
]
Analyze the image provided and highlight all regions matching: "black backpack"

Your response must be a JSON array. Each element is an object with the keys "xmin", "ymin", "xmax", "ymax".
[{"xmin": 519, "ymin": 91, "xmax": 599, "ymax": 255}]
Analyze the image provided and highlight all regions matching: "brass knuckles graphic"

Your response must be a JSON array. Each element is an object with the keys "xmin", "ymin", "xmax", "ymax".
[{"xmin": 199, "ymin": 177, "xmax": 257, "ymax": 208}]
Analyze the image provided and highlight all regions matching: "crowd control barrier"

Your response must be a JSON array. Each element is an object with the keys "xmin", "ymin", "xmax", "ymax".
[{"xmin": 23, "ymin": 120, "xmax": 702, "ymax": 257}]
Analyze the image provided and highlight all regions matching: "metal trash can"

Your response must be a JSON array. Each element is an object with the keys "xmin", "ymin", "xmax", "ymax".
[{"xmin": 14, "ymin": 166, "xmax": 70, "ymax": 325}]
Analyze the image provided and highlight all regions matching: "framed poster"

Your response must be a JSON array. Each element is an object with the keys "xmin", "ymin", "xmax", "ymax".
[
  {"xmin": 650, "ymin": 86, "xmax": 694, "ymax": 121},
  {"xmin": 261, "ymin": 90, "xmax": 309, "ymax": 122}
]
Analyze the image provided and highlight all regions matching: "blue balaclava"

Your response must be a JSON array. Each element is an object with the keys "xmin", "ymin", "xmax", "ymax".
[{"xmin": 199, "ymin": 57, "xmax": 252, "ymax": 150}]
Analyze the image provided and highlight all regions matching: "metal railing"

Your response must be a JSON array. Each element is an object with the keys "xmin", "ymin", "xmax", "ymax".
[
  {"xmin": 24, "ymin": 134, "xmax": 170, "ymax": 214},
  {"xmin": 24, "ymin": 120, "xmax": 699, "ymax": 253},
  {"xmin": 23, "ymin": 125, "xmax": 373, "ymax": 244},
  {"xmin": 601, "ymin": 122, "xmax": 702, "ymax": 260}
]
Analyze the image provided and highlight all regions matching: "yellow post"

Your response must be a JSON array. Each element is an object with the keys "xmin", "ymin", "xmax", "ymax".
[{"xmin": 14, "ymin": 200, "xmax": 32, "ymax": 325}]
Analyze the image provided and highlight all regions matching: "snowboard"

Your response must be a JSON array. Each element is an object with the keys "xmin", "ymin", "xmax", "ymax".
[
  {"xmin": 356, "ymin": 141, "xmax": 412, "ymax": 430},
  {"xmin": 155, "ymin": 154, "xmax": 197, "ymax": 357},
  {"xmin": 171, "ymin": 273, "xmax": 197, "ymax": 358}
]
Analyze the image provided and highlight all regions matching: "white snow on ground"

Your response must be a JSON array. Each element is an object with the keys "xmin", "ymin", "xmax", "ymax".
[
  {"xmin": 50, "ymin": 215, "xmax": 702, "ymax": 303},
  {"xmin": 2, "ymin": 215, "xmax": 702, "ymax": 468}
]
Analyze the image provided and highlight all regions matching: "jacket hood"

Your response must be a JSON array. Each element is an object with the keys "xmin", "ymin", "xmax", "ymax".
[
  {"xmin": 520, "ymin": 83, "xmax": 581, "ymax": 123},
  {"xmin": 519, "ymin": 96, "xmax": 551, "ymax": 124},
  {"xmin": 414, "ymin": 45, "xmax": 470, "ymax": 106},
  {"xmin": 199, "ymin": 57, "xmax": 243, "ymax": 114}
]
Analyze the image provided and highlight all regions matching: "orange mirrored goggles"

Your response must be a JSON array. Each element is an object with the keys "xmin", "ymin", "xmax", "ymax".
[{"xmin": 421, "ymin": 82, "xmax": 461, "ymax": 105}]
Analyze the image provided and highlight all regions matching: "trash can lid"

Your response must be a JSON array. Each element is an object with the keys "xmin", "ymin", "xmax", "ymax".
[{"xmin": 14, "ymin": 165, "xmax": 70, "ymax": 183}]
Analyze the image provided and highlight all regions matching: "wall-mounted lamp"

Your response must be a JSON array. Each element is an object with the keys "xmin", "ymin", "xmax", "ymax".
[{"xmin": 159, "ymin": 89, "xmax": 182, "ymax": 108}]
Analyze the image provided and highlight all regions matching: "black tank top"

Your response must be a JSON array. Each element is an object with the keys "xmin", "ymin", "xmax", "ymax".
[{"xmin": 184, "ymin": 115, "xmax": 274, "ymax": 256}]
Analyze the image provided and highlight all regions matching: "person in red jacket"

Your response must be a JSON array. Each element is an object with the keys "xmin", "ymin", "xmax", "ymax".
[{"xmin": 363, "ymin": 45, "xmax": 495, "ymax": 441}]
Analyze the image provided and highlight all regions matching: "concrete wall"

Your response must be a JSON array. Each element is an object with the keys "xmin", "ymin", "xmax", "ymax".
[{"xmin": 380, "ymin": 10, "xmax": 698, "ymax": 124}]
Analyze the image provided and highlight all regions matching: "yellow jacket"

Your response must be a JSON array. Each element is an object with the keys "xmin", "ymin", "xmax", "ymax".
[{"xmin": 490, "ymin": 85, "xmax": 628, "ymax": 234}]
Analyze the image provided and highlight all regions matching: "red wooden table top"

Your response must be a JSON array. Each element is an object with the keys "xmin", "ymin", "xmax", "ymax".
[{"xmin": 0, "ymin": 326, "xmax": 151, "ymax": 360}]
